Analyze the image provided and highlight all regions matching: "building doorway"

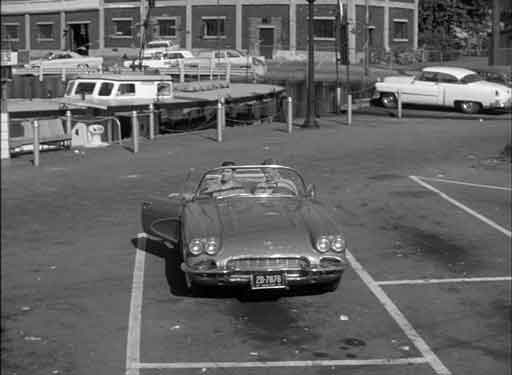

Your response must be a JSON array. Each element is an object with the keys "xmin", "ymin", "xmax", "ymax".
[
  {"xmin": 67, "ymin": 23, "xmax": 90, "ymax": 55},
  {"xmin": 258, "ymin": 27, "xmax": 274, "ymax": 59}
]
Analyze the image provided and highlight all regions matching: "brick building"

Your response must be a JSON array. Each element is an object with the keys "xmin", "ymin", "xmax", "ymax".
[{"xmin": 1, "ymin": 0, "xmax": 418, "ymax": 63}]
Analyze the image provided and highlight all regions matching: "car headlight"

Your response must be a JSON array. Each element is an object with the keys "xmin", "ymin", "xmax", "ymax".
[
  {"xmin": 189, "ymin": 239, "xmax": 203, "ymax": 255},
  {"xmin": 205, "ymin": 237, "xmax": 219, "ymax": 255},
  {"xmin": 316, "ymin": 236, "xmax": 330, "ymax": 253},
  {"xmin": 331, "ymin": 235, "xmax": 346, "ymax": 252}
]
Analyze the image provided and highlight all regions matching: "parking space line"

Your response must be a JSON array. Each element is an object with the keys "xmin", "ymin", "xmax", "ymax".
[
  {"xmin": 410, "ymin": 176, "xmax": 512, "ymax": 238},
  {"xmin": 126, "ymin": 237, "xmax": 442, "ymax": 373},
  {"xmin": 134, "ymin": 357, "xmax": 429, "ymax": 369},
  {"xmin": 377, "ymin": 276, "xmax": 512, "ymax": 286},
  {"xmin": 418, "ymin": 177, "xmax": 512, "ymax": 191},
  {"xmin": 346, "ymin": 250, "xmax": 452, "ymax": 375},
  {"xmin": 125, "ymin": 234, "xmax": 147, "ymax": 375}
]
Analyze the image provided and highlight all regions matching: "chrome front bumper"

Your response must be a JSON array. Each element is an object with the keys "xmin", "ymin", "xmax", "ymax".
[
  {"xmin": 488, "ymin": 97, "xmax": 512, "ymax": 109},
  {"xmin": 181, "ymin": 263, "xmax": 345, "ymax": 287}
]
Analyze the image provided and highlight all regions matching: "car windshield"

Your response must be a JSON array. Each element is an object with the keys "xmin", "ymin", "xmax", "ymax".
[
  {"xmin": 195, "ymin": 166, "xmax": 306, "ymax": 199},
  {"xmin": 460, "ymin": 73, "xmax": 482, "ymax": 84}
]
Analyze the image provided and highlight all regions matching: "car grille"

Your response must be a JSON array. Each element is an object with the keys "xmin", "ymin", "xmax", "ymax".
[{"xmin": 227, "ymin": 257, "xmax": 309, "ymax": 271}]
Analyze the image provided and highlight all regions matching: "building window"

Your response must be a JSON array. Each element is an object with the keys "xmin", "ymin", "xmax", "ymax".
[
  {"xmin": 112, "ymin": 19, "xmax": 132, "ymax": 37},
  {"xmin": 202, "ymin": 17, "xmax": 225, "ymax": 39},
  {"xmin": 157, "ymin": 18, "xmax": 176, "ymax": 37},
  {"xmin": 392, "ymin": 19, "xmax": 408, "ymax": 41},
  {"xmin": 37, "ymin": 23, "xmax": 54, "ymax": 40},
  {"xmin": 3, "ymin": 24, "xmax": 20, "ymax": 41},
  {"xmin": 314, "ymin": 17, "xmax": 335, "ymax": 40}
]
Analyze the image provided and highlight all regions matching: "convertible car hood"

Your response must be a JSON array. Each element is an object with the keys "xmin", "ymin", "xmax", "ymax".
[{"xmin": 183, "ymin": 197, "xmax": 340, "ymax": 257}]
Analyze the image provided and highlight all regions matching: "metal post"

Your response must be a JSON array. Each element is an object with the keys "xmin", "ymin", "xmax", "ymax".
[
  {"xmin": 220, "ymin": 97, "xmax": 226, "ymax": 129},
  {"xmin": 336, "ymin": 87, "xmax": 341, "ymax": 114},
  {"xmin": 217, "ymin": 99, "xmax": 223, "ymax": 142},
  {"xmin": 287, "ymin": 96, "xmax": 293, "ymax": 133},
  {"xmin": 347, "ymin": 94, "xmax": 352, "ymax": 125},
  {"xmin": 148, "ymin": 103, "xmax": 155, "ymax": 140},
  {"xmin": 131, "ymin": 110, "xmax": 139, "ymax": 153},
  {"xmin": 65, "ymin": 110, "xmax": 72, "ymax": 134},
  {"xmin": 39, "ymin": 65, "xmax": 44, "ymax": 81},
  {"xmin": 1, "ymin": 80, "xmax": 10, "ymax": 160},
  {"xmin": 179, "ymin": 59, "xmax": 185, "ymax": 83},
  {"xmin": 33, "ymin": 120, "xmax": 40, "ymax": 166},
  {"xmin": 210, "ymin": 57, "xmax": 214, "ymax": 80},
  {"xmin": 226, "ymin": 61, "xmax": 231, "ymax": 83},
  {"xmin": 106, "ymin": 117, "xmax": 112, "ymax": 143},
  {"xmin": 397, "ymin": 90, "xmax": 402, "ymax": 119}
]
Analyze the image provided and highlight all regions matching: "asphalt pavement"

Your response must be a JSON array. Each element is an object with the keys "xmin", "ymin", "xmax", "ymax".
[{"xmin": 2, "ymin": 112, "xmax": 510, "ymax": 375}]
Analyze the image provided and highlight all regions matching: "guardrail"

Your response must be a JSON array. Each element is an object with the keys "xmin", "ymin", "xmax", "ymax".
[{"xmin": 8, "ymin": 112, "xmax": 122, "ymax": 166}]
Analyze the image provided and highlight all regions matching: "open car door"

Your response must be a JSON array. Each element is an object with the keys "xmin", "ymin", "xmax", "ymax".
[{"xmin": 141, "ymin": 195, "xmax": 183, "ymax": 243}]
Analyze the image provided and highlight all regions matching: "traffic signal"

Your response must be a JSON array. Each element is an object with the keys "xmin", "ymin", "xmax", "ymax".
[{"xmin": 148, "ymin": 0, "xmax": 155, "ymax": 8}]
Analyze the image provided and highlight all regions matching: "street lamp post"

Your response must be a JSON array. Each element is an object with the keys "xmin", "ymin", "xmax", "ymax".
[{"xmin": 302, "ymin": 0, "xmax": 318, "ymax": 128}]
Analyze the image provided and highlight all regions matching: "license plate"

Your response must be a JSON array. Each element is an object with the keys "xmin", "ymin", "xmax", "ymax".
[{"xmin": 251, "ymin": 272, "xmax": 286, "ymax": 290}]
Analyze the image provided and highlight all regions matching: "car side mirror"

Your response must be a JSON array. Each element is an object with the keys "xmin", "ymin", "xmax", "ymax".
[{"xmin": 305, "ymin": 184, "xmax": 316, "ymax": 199}]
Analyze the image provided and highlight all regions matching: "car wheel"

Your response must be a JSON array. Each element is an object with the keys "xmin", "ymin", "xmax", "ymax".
[
  {"xmin": 380, "ymin": 93, "xmax": 397, "ymax": 108},
  {"xmin": 458, "ymin": 101, "xmax": 482, "ymax": 114}
]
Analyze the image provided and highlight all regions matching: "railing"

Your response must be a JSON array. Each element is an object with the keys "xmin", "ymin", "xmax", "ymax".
[{"xmin": 13, "ymin": 65, "xmax": 103, "ymax": 81}]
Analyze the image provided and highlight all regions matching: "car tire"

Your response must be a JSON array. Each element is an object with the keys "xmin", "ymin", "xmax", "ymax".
[
  {"xmin": 457, "ymin": 101, "xmax": 482, "ymax": 114},
  {"xmin": 380, "ymin": 93, "xmax": 397, "ymax": 108}
]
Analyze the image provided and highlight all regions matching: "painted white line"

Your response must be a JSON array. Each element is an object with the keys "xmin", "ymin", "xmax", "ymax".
[
  {"xmin": 346, "ymin": 250, "xmax": 452, "ymax": 375},
  {"xmin": 125, "ymin": 235, "xmax": 436, "ymax": 372},
  {"xmin": 377, "ymin": 276, "xmax": 512, "ymax": 286},
  {"xmin": 135, "ymin": 357, "xmax": 429, "ymax": 369},
  {"xmin": 410, "ymin": 176, "xmax": 512, "ymax": 238},
  {"xmin": 418, "ymin": 176, "xmax": 511, "ymax": 191},
  {"xmin": 125, "ymin": 233, "xmax": 147, "ymax": 375}
]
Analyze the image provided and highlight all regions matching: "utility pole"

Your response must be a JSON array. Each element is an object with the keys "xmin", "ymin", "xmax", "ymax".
[
  {"xmin": 302, "ymin": 0, "xmax": 318, "ymax": 128},
  {"xmin": 490, "ymin": 0, "xmax": 500, "ymax": 65},
  {"xmin": 364, "ymin": 0, "xmax": 369, "ymax": 79},
  {"xmin": 138, "ymin": 0, "xmax": 154, "ymax": 71},
  {"xmin": 335, "ymin": 0, "xmax": 341, "ymax": 113}
]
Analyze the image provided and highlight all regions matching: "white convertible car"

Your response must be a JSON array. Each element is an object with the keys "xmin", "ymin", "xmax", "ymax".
[{"xmin": 374, "ymin": 66, "xmax": 512, "ymax": 113}]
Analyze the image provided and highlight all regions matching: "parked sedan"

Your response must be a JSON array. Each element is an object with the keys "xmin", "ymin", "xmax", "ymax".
[
  {"xmin": 374, "ymin": 66, "xmax": 512, "ymax": 113},
  {"xmin": 196, "ymin": 49, "xmax": 266, "ymax": 67},
  {"xmin": 123, "ymin": 50, "xmax": 199, "ymax": 69},
  {"xmin": 27, "ymin": 51, "xmax": 103, "ymax": 70},
  {"xmin": 144, "ymin": 39, "xmax": 180, "ymax": 56},
  {"xmin": 142, "ymin": 163, "xmax": 347, "ymax": 295}
]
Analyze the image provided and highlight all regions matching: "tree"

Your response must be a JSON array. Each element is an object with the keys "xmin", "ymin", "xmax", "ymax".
[{"xmin": 419, "ymin": 0, "xmax": 491, "ymax": 52}]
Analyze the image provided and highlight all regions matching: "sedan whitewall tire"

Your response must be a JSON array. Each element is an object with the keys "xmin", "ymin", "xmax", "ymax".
[{"xmin": 380, "ymin": 93, "xmax": 397, "ymax": 108}]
